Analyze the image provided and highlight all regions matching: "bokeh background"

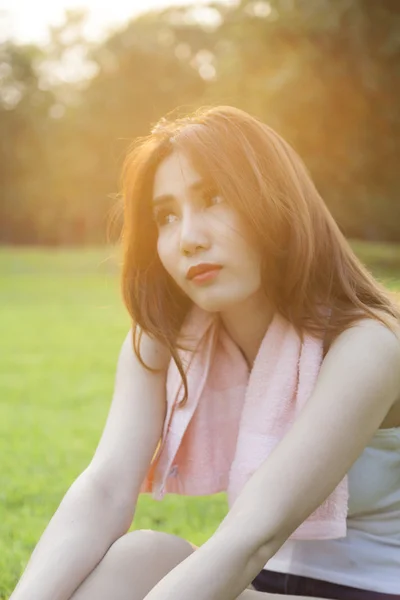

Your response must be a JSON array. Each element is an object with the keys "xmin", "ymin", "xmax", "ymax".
[{"xmin": 1, "ymin": 0, "xmax": 400, "ymax": 597}]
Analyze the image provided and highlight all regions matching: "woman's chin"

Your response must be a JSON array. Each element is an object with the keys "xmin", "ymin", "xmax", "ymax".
[{"xmin": 190, "ymin": 294, "xmax": 239, "ymax": 314}]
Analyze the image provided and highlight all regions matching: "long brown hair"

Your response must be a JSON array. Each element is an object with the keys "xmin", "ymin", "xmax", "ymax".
[{"xmin": 117, "ymin": 105, "xmax": 400, "ymax": 407}]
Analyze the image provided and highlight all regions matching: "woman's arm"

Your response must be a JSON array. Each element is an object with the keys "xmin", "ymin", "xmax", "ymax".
[
  {"xmin": 217, "ymin": 319, "xmax": 400, "ymax": 550},
  {"xmin": 142, "ymin": 319, "xmax": 400, "ymax": 600},
  {"xmin": 10, "ymin": 329, "xmax": 170, "ymax": 600},
  {"xmin": 10, "ymin": 471, "xmax": 133, "ymax": 600}
]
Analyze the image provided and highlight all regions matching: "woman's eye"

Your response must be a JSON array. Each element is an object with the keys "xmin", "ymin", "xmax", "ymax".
[
  {"xmin": 153, "ymin": 209, "xmax": 177, "ymax": 226},
  {"xmin": 153, "ymin": 190, "xmax": 223, "ymax": 226},
  {"xmin": 203, "ymin": 188, "xmax": 224, "ymax": 206}
]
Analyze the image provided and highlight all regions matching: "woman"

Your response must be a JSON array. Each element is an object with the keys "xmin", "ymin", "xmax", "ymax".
[{"xmin": 11, "ymin": 106, "xmax": 400, "ymax": 600}]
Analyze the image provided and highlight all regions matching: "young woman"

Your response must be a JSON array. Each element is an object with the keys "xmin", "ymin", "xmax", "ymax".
[{"xmin": 11, "ymin": 106, "xmax": 400, "ymax": 600}]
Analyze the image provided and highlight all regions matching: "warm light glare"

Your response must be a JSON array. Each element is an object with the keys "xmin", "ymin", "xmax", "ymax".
[{"xmin": 1, "ymin": 0, "xmax": 233, "ymax": 44}]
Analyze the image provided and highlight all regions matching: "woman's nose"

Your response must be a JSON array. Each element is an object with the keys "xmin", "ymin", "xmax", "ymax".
[{"xmin": 179, "ymin": 209, "xmax": 210, "ymax": 256}]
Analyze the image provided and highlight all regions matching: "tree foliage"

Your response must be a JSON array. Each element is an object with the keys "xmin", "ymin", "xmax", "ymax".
[{"xmin": 1, "ymin": 0, "xmax": 399, "ymax": 244}]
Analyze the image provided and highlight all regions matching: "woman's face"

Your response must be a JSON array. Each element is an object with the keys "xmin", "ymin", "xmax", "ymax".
[{"xmin": 152, "ymin": 150, "xmax": 263, "ymax": 313}]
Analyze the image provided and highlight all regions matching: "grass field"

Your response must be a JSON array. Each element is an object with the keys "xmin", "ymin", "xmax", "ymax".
[{"xmin": 1, "ymin": 242, "xmax": 400, "ymax": 598}]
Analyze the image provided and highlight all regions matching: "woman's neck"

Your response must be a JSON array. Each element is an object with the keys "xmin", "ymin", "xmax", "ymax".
[{"xmin": 219, "ymin": 293, "xmax": 274, "ymax": 370}]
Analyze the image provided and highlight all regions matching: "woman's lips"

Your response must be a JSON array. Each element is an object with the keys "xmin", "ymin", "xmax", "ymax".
[{"xmin": 190, "ymin": 267, "xmax": 222, "ymax": 284}]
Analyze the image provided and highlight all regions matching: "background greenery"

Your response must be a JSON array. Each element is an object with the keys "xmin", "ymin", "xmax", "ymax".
[
  {"xmin": 1, "ymin": 0, "xmax": 400, "ymax": 245},
  {"xmin": 1, "ymin": 243, "xmax": 400, "ymax": 598}
]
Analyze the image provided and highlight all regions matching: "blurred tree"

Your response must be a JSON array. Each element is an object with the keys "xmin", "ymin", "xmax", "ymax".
[
  {"xmin": 199, "ymin": 0, "xmax": 400, "ymax": 239},
  {"xmin": 0, "ymin": 41, "xmax": 54, "ymax": 243},
  {"xmin": 1, "ymin": 0, "xmax": 399, "ymax": 244},
  {"xmin": 54, "ymin": 9, "xmax": 207, "ymax": 244}
]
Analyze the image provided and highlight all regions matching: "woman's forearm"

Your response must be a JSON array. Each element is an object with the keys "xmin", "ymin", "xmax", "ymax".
[
  {"xmin": 143, "ymin": 527, "xmax": 267, "ymax": 600},
  {"xmin": 9, "ymin": 470, "xmax": 133, "ymax": 600}
]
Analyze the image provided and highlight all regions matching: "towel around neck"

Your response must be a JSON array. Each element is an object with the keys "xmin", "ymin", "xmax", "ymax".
[{"xmin": 140, "ymin": 304, "xmax": 348, "ymax": 540}]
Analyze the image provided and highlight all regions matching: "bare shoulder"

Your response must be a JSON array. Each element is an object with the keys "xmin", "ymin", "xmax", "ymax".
[
  {"xmin": 329, "ymin": 315, "xmax": 400, "ymax": 354},
  {"xmin": 119, "ymin": 327, "xmax": 172, "ymax": 372},
  {"xmin": 324, "ymin": 316, "xmax": 400, "ymax": 414}
]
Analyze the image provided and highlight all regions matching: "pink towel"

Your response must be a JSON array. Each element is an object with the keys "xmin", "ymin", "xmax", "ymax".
[{"xmin": 140, "ymin": 305, "xmax": 348, "ymax": 539}]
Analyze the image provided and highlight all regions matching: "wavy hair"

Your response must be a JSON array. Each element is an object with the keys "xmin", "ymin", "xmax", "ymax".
[{"xmin": 117, "ymin": 105, "xmax": 400, "ymax": 407}]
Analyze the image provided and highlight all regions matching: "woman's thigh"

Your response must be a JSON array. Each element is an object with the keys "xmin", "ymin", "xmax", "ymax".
[
  {"xmin": 71, "ymin": 530, "xmax": 262, "ymax": 600},
  {"xmin": 70, "ymin": 529, "xmax": 197, "ymax": 600}
]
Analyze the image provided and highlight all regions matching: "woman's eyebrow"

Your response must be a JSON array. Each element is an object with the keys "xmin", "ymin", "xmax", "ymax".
[
  {"xmin": 152, "ymin": 178, "xmax": 209, "ymax": 207},
  {"xmin": 151, "ymin": 193, "xmax": 174, "ymax": 208}
]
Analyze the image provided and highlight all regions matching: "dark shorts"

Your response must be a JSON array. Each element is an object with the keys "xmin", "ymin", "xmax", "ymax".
[{"xmin": 251, "ymin": 569, "xmax": 400, "ymax": 599}]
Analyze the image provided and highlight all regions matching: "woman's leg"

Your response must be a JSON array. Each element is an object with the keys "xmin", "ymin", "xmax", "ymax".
[
  {"xmin": 69, "ymin": 529, "xmax": 276, "ymax": 600},
  {"xmin": 70, "ymin": 529, "xmax": 197, "ymax": 600}
]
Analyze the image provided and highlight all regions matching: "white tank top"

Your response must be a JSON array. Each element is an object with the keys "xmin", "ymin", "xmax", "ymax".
[{"xmin": 265, "ymin": 427, "xmax": 400, "ymax": 594}]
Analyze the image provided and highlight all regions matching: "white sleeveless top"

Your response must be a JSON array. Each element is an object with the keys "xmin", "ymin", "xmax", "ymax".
[{"xmin": 265, "ymin": 427, "xmax": 400, "ymax": 593}]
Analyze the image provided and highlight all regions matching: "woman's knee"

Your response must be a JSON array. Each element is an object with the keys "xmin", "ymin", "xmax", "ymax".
[
  {"xmin": 105, "ymin": 529, "xmax": 196, "ymax": 570},
  {"xmin": 70, "ymin": 530, "xmax": 197, "ymax": 600}
]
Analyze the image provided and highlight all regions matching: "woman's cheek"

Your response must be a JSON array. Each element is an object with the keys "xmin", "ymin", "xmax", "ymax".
[
  {"xmin": 157, "ymin": 235, "xmax": 178, "ymax": 280},
  {"xmin": 157, "ymin": 237, "xmax": 170, "ymax": 274}
]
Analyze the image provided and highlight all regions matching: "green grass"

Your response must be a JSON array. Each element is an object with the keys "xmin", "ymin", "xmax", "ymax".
[{"xmin": 1, "ymin": 242, "xmax": 400, "ymax": 598}]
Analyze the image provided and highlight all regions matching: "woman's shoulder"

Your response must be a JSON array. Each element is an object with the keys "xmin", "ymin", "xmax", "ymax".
[
  {"xmin": 123, "ymin": 326, "xmax": 172, "ymax": 372},
  {"xmin": 329, "ymin": 313, "xmax": 400, "ymax": 353},
  {"xmin": 323, "ymin": 308, "xmax": 400, "ymax": 354},
  {"xmin": 324, "ymin": 313, "xmax": 400, "ymax": 423}
]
